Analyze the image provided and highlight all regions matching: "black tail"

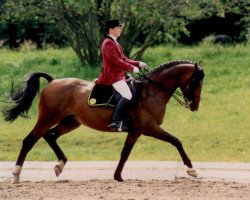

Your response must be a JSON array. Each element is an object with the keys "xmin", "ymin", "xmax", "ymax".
[{"xmin": 2, "ymin": 72, "xmax": 54, "ymax": 122}]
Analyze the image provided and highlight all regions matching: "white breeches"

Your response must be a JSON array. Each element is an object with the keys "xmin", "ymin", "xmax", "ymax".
[{"xmin": 112, "ymin": 80, "xmax": 132, "ymax": 100}]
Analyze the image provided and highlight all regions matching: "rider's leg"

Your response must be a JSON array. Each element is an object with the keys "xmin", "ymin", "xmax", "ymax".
[{"xmin": 109, "ymin": 80, "xmax": 132, "ymax": 131}]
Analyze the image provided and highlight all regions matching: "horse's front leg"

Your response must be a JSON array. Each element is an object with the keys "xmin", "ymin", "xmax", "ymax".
[
  {"xmin": 114, "ymin": 132, "xmax": 141, "ymax": 182},
  {"xmin": 145, "ymin": 125, "xmax": 198, "ymax": 178}
]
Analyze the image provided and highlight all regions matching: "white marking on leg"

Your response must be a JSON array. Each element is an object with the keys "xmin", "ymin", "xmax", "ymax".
[{"xmin": 12, "ymin": 165, "xmax": 22, "ymax": 184}]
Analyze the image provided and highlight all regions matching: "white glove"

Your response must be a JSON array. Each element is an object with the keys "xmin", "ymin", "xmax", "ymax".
[
  {"xmin": 133, "ymin": 67, "xmax": 140, "ymax": 73},
  {"xmin": 139, "ymin": 61, "xmax": 147, "ymax": 68}
]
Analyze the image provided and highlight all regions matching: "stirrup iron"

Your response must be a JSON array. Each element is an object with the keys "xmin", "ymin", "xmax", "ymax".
[{"xmin": 118, "ymin": 121, "xmax": 123, "ymax": 132}]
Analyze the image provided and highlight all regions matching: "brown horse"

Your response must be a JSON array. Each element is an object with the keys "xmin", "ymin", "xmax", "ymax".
[{"xmin": 2, "ymin": 60, "xmax": 205, "ymax": 183}]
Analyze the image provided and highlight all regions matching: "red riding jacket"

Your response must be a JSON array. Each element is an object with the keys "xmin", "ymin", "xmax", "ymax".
[{"xmin": 96, "ymin": 37, "xmax": 140, "ymax": 85}]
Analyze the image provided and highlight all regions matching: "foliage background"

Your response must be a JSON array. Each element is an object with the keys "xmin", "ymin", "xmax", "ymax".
[{"xmin": 0, "ymin": 0, "xmax": 249, "ymax": 65}]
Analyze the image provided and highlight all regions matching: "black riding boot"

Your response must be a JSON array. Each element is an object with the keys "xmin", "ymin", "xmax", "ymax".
[{"xmin": 108, "ymin": 97, "xmax": 129, "ymax": 132}]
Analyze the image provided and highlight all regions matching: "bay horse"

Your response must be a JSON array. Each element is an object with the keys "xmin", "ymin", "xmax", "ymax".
[{"xmin": 2, "ymin": 60, "xmax": 205, "ymax": 183}]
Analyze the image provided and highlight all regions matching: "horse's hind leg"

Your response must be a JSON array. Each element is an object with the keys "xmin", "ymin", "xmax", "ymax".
[
  {"xmin": 12, "ymin": 124, "xmax": 53, "ymax": 183},
  {"xmin": 43, "ymin": 115, "xmax": 80, "ymax": 177},
  {"xmin": 114, "ymin": 132, "xmax": 141, "ymax": 182}
]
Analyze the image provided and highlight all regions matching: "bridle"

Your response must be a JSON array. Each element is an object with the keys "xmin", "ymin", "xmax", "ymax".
[{"xmin": 138, "ymin": 65, "xmax": 204, "ymax": 108}]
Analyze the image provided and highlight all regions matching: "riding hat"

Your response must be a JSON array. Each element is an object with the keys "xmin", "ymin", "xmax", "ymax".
[{"xmin": 105, "ymin": 19, "xmax": 122, "ymax": 29}]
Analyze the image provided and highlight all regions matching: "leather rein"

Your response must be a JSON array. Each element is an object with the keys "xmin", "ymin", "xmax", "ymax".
[{"xmin": 138, "ymin": 68, "xmax": 192, "ymax": 108}]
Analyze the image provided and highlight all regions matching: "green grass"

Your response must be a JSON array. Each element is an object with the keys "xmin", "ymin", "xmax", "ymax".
[{"xmin": 0, "ymin": 42, "xmax": 249, "ymax": 162}]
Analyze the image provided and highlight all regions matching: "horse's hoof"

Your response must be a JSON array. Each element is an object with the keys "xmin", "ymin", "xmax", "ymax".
[
  {"xmin": 187, "ymin": 168, "xmax": 198, "ymax": 178},
  {"xmin": 54, "ymin": 165, "xmax": 63, "ymax": 177},
  {"xmin": 12, "ymin": 175, "xmax": 20, "ymax": 184},
  {"xmin": 54, "ymin": 160, "xmax": 65, "ymax": 177},
  {"xmin": 114, "ymin": 175, "xmax": 124, "ymax": 182},
  {"xmin": 12, "ymin": 172, "xmax": 20, "ymax": 184}
]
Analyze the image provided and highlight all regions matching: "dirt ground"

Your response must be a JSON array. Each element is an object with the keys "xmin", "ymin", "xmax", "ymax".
[{"xmin": 1, "ymin": 178, "xmax": 250, "ymax": 200}]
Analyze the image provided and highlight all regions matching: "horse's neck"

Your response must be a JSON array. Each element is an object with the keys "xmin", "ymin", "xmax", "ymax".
[
  {"xmin": 138, "ymin": 65, "xmax": 192, "ymax": 124},
  {"xmin": 149, "ymin": 67, "xmax": 179, "ymax": 94},
  {"xmin": 137, "ymin": 72, "xmax": 175, "ymax": 124},
  {"xmin": 149, "ymin": 64, "xmax": 194, "ymax": 90}
]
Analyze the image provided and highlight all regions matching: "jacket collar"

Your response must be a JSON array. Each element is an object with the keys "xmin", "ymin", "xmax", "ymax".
[{"xmin": 108, "ymin": 34, "xmax": 117, "ymax": 41}]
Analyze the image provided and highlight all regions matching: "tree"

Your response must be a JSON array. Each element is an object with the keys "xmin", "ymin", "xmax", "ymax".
[
  {"xmin": 0, "ymin": 0, "xmax": 58, "ymax": 48},
  {"xmin": 110, "ymin": 0, "xmax": 188, "ymax": 59},
  {"xmin": 0, "ymin": 0, "xmax": 207, "ymax": 65},
  {"xmin": 45, "ymin": 0, "xmax": 190, "ymax": 64},
  {"xmin": 178, "ymin": 0, "xmax": 250, "ymax": 44},
  {"xmin": 46, "ymin": 0, "xmax": 103, "ymax": 65},
  {"xmin": 2, "ymin": 0, "xmax": 249, "ymax": 66}
]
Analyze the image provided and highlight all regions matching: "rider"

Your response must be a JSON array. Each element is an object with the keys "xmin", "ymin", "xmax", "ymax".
[{"xmin": 96, "ymin": 19, "xmax": 147, "ymax": 131}]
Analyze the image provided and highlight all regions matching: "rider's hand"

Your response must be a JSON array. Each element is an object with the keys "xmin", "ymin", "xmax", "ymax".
[
  {"xmin": 133, "ymin": 67, "xmax": 140, "ymax": 73},
  {"xmin": 139, "ymin": 62, "xmax": 148, "ymax": 69}
]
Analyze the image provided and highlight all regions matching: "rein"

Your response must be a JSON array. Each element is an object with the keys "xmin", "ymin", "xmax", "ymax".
[{"xmin": 139, "ymin": 69, "xmax": 191, "ymax": 107}]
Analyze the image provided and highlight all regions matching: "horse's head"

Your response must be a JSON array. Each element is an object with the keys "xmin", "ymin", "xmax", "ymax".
[{"xmin": 180, "ymin": 63, "xmax": 205, "ymax": 111}]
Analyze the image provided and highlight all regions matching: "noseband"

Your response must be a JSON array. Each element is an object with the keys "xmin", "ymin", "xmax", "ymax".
[{"xmin": 139, "ymin": 65, "xmax": 204, "ymax": 108}]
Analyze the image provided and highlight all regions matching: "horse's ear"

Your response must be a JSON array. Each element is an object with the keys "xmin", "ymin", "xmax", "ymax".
[
  {"xmin": 195, "ymin": 62, "xmax": 205, "ymax": 80},
  {"xmin": 195, "ymin": 61, "xmax": 203, "ymax": 70},
  {"xmin": 194, "ymin": 62, "xmax": 199, "ymax": 71}
]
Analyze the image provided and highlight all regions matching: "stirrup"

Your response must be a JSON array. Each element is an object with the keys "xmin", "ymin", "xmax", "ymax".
[{"xmin": 108, "ymin": 121, "xmax": 128, "ymax": 132}]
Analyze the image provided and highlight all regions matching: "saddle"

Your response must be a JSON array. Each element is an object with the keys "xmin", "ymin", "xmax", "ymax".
[
  {"xmin": 88, "ymin": 77, "xmax": 138, "ymax": 108},
  {"xmin": 88, "ymin": 84, "xmax": 118, "ymax": 107}
]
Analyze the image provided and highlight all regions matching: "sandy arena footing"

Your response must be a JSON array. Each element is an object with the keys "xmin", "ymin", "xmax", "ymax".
[{"xmin": 1, "ymin": 161, "xmax": 250, "ymax": 183}]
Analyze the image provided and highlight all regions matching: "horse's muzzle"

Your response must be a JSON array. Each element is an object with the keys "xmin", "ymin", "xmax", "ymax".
[{"xmin": 190, "ymin": 102, "xmax": 199, "ymax": 111}]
